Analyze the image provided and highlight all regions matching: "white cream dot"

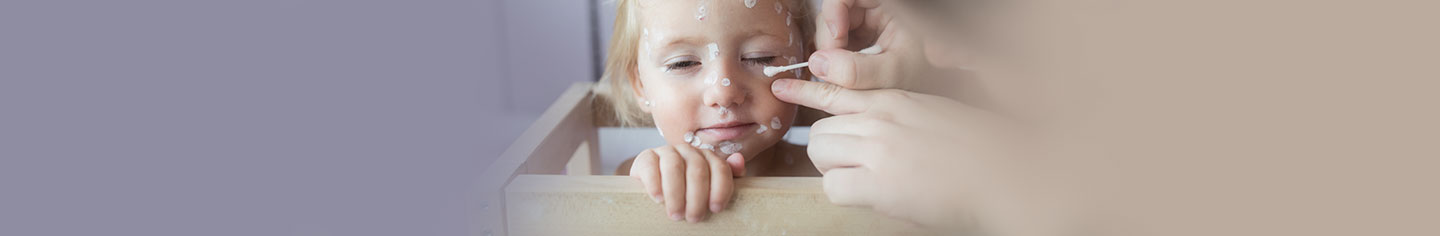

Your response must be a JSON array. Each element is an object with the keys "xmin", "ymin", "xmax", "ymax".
[
  {"xmin": 720, "ymin": 78, "xmax": 730, "ymax": 86},
  {"xmin": 744, "ymin": 0, "xmax": 756, "ymax": 8},
  {"xmin": 771, "ymin": 117, "xmax": 782, "ymax": 129},
  {"xmin": 696, "ymin": 4, "xmax": 707, "ymax": 21}
]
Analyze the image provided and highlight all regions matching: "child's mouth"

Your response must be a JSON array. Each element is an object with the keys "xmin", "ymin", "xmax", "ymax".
[{"xmin": 697, "ymin": 122, "xmax": 756, "ymax": 141}]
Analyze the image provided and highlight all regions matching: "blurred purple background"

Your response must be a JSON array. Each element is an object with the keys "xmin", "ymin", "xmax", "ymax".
[{"xmin": 0, "ymin": 0, "xmax": 604, "ymax": 235}]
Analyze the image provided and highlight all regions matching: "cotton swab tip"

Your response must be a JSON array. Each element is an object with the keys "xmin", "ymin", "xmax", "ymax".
[
  {"xmin": 857, "ymin": 45, "xmax": 884, "ymax": 55},
  {"xmin": 763, "ymin": 62, "xmax": 808, "ymax": 77}
]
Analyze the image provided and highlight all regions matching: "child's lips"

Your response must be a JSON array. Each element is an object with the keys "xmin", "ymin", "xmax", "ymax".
[{"xmin": 698, "ymin": 122, "xmax": 756, "ymax": 141}]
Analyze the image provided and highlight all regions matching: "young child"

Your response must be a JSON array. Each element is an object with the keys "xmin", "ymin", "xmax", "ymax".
[{"xmin": 595, "ymin": 0, "xmax": 819, "ymax": 223}]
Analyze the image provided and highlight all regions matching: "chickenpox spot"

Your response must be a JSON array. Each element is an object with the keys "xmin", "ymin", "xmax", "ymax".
[
  {"xmin": 720, "ymin": 78, "xmax": 731, "ymax": 86},
  {"xmin": 744, "ymin": 0, "xmax": 756, "ymax": 8},
  {"xmin": 771, "ymin": 117, "xmax": 782, "ymax": 129},
  {"xmin": 756, "ymin": 124, "xmax": 768, "ymax": 134},
  {"xmin": 684, "ymin": 131, "xmax": 695, "ymax": 143}
]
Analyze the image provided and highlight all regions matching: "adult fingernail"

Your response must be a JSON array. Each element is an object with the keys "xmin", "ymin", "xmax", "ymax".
[
  {"xmin": 809, "ymin": 53, "xmax": 830, "ymax": 78},
  {"xmin": 829, "ymin": 22, "xmax": 839, "ymax": 39},
  {"xmin": 771, "ymin": 79, "xmax": 790, "ymax": 95},
  {"xmin": 670, "ymin": 213, "xmax": 683, "ymax": 221}
]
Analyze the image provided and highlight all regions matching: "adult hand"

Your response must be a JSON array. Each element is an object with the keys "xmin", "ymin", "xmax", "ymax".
[
  {"xmin": 813, "ymin": 0, "xmax": 943, "ymax": 92},
  {"xmin": 772, "ymin": 78, "xmax": 1057, "ymax": 235}
]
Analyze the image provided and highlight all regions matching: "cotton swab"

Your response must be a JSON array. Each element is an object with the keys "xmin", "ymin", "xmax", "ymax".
[
  {"xmin": 763, "ymin": 62, "xmax": 808, "ymax": 77},
  {"xmin": 762, "ymin": 45, "xmax": 885, "ymax": 77}
]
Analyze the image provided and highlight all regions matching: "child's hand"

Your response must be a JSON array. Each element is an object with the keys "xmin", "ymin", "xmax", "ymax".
[{"xmin": 629, "ymin": 144, "xmax": 746, "ymax": 223}]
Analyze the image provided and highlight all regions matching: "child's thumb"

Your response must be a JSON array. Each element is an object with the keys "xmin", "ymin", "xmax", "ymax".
[{"xmin": 726, "ymin": 153, "xmax": 745, "ymax": 177}]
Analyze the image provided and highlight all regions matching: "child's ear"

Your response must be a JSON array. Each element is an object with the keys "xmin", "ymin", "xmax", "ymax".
[{"xmin": 629, "ymin": 67, "xmax": 651, "ymax": 113}]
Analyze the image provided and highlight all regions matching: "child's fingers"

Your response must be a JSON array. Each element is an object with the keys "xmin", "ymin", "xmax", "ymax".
[
  {"xmin": 726, "ymin": 153, "xmax": 746, "ymax": 176},
  {"xmin": 676, "ymin": 146, "xmax": 711, "ymax": 222},
  {"xmin": 655, "ymin": 147, "xmax": 687, "ymax": 221},
  {"xmin": 708, "ymin": 153, "xmax": 738, "ymax": 213},
  {"xmin": 630, "ymin": 149, "xmax": 663, "ymax": 203}
]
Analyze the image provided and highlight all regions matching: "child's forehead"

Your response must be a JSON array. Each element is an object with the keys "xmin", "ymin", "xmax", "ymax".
[{"xmin": 636, "ymin": 0, "xmax": 790, "ymax": 35}]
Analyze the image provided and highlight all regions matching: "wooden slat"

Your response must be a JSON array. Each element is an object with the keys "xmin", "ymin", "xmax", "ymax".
[
  {"xmin": 473, "ymin": 82, "xmax": 597, "ymax": 236},
  {"xmin": 564, "ymin": 140, "xmax": 599, "ymax": 175},
  {"xmin": 504, "ymin": 175, "xmax": 933, "ymax": 236}
]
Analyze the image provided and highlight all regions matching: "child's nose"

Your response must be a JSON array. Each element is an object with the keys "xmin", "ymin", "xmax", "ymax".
[{"xmin": 703, "ymin": 60, "xmax": 748, "ymax": 109}]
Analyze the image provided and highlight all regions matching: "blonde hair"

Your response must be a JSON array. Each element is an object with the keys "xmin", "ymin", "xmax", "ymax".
[{"xmin": 594, "ymin": 0, "xmax": 815, "ymax": 127}]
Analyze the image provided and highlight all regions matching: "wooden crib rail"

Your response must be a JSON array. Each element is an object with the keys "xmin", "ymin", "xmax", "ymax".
[
  {"xmin": 505, "ymin": 175, "xmax": 928, "ymax": 235},
  {"xmin": 473, "ymin": 82, "xmax": 930, "ymax": 235}
]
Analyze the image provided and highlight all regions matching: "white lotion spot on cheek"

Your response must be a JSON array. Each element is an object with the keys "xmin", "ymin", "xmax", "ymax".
[
  {"xmin": 774, "ymin": 2, "xmax": 782, "ymax": 14},
  {"xmin": 696, "ymin": 4, "xmax": 707, "ymax": 20},
  {"xmin": 771, "ymin": 117, "xmax": 783, "ymax": 129},
  {"xmin": 720, "ymin": 78, "xmax": 730, "ymax": 86},
  {"xmin": 756, "ymin": 124, "xmax": 768, "ymax": 134},
  {"xmin": 744, "ymin": 0, "xmax": 756, "ymax": 8},
  {"xmin": 684, "ymin": 131, "xmax": 695, "ymax": 143},
  {"xmin": 707, "ymin": 43, "xmax": 719, "ymax": 61},
  {"xmin": 699, "ymin": 143, "xmax": 714, "ymax": 152},
  {"xmin": 786, "ymin": 12, "xmax": 792, "ymax": 26}
]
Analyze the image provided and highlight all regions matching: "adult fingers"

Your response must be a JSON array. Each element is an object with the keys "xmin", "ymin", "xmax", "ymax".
[
  {"xmin": 771, "ymin": 79, "xmax": 872, "ymax": 115},
  {"xmin": 806, "ymin": 133, "xmax": 868, "ymax": 174},
  {"xmin": 817, "ymin": 0, "xmax": 883, "ymax": 50},
  {"xmin": 822, "ymin": 167, "xmax": 879, "ymax": 207}
]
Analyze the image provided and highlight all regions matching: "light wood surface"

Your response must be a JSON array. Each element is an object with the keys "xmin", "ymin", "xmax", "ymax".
[{"xmin": 504, "ymin": 175, "xmax": 932, "ymax": 236}]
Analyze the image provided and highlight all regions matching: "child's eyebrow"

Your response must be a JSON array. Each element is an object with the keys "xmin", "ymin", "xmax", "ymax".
[
  {"xmin": 652, "ymin": 30, "xmax": 787, "ymax": 50},
  {"xmin": 652, "ymin": 37, "xmax": 704, "ymax": 51}
]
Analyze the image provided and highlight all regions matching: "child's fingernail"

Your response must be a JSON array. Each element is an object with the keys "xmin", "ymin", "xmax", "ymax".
[
  {"xmin": 651, "ymin": 194, "xmax": 663, "ymax": 203},
  {"xmin": 669, "ymin": 213, "xmax": 683, "ymax": 221},
  {"xmin": 710, "ymin": 203, "xmax": 723, "ymax": 213}
]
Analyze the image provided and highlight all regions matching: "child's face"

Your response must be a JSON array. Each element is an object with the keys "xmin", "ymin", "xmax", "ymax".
[{"xmin": 633, "ymin": 0, "xmax": 803, "ymax": 159}]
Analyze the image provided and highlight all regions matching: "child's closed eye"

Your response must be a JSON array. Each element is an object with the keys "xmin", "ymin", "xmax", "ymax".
[
  {"xmin": 742, "ymin": 56, "xmax": 777, "ymax": 66},
  {"xmin": 665, "ymin": 60, "xmax": 702, "ymax": 72}
]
